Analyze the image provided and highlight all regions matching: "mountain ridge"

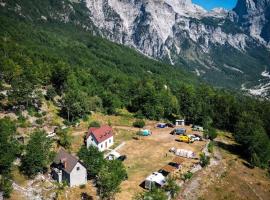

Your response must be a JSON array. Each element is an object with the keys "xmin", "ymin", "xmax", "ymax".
[
  {"xmin": 84, "ymin": 0, "xmax": 270, "ymax": 96},
  {"xmin": 1, "ymin": 0, "xmax": 270, "ymax": 96}
]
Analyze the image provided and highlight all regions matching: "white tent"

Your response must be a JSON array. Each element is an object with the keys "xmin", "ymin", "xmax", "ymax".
[
  {"xmin": 170, "ymin": 148, "xmax": 195, "ymax": 159},
  {"xmin": 145, "ymin": 172, "xmax": 166, "ymax": 190}
]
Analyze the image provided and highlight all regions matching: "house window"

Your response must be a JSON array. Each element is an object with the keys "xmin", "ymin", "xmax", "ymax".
[
  {"xmin": 101, "ymin": 144, "xmax": 103, "ymax": 148},
  {"xmin": 77, "ymin": 167, "xmax": 80, "ymax": 171},
  {"xmin": 109, "ymin": 139, "xmax": 111, "ymax": 143}
]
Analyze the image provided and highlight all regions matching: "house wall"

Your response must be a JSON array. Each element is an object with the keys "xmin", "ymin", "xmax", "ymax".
[
  {"xmin": 69, "ymin": 162, "xmax": 87, "ymax": 187},
  {"xmin": 86, "ymin": 135, "xmax": 98, "ymax": 149},
  {"xmin": 97, "ymin": 136, "xmax": 114, "ymax": 151},
  {"xmin": 86, "ymin": 134, "xmax": 114, "ymax": 151}
]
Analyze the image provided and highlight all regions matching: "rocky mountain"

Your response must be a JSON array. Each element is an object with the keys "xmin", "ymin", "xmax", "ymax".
[
  {"xmin": 234, "ymin": 0, "xmax": 270, "ymax": 45},
  {"xmin": 1, "ymin": 0, "xmax": 270, "ymax": 96},
  {"xmin": 84, "ymin": 0, "xmax": 270, "ymax": 95}
]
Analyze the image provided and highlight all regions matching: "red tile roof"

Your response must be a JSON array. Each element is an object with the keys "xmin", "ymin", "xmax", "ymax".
[{"xmin": 86, "ymin": 125, "xmax": 113, "ymax": 143}]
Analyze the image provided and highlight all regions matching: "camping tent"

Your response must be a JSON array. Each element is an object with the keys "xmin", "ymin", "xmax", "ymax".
[
  {"xmin": 175, "ymin": 149, "xmax": 195, "ymax": 158},
  {"xmin": 145, "ymin": 172, "xmax": 166, "ymax": 190}
]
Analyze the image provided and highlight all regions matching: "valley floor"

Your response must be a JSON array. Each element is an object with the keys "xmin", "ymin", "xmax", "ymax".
[{"xmin": 5, "ymin": 113, "xmax": 270, "ymax": 200}]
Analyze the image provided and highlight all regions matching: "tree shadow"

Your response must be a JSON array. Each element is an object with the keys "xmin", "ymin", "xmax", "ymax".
[
  {"xmin": 81, "ymin": 192, "xmax": 94, "ymax": 200},
  {"xmin": 215, "ymin": 140, "xmax": 249, "ymax": 161}
]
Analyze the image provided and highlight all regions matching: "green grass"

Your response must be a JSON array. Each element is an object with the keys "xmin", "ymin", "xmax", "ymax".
[
  {"xmin": 112, "ymin": 129, "xmax": 136, "ymax": 148},
  {"xmin": 11, "ymin": 166, "xmax": 29, "ymax": 186}
]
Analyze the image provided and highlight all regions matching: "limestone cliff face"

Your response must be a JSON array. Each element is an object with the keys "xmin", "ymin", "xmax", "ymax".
[
  {"xmin": 233, "ymin": 0, "xmax": 270, "ymax": 45},
  {"xmin": 83, "ymin": 0, "xmax": 270, "ymax": 95}
]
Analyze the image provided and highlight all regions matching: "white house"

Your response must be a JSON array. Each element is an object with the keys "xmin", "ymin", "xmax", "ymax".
[
  {"xmin": 86, "ymin": 125, "xmax": 114, "ymax": 151},
  {"xmin": 51, "ymin": 148, "xmax": 87, "ymax": 187}
]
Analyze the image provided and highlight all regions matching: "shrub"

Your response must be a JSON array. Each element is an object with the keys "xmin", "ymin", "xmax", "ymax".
[
  {"xmin": 164, "ymin": 177, "xmax": 180, "ymax": 199},
  {"xmin": 82, "ymin": 115, "xmax": 89, "ymax": 122},
  {"xmin": 133, "ymin": 119, "xmax": 145, "ymax": 128},
  {"xmin": 134, "ymin": 186, "xmax": 167, "ymax": 200},
  {"xmin": 17, "ymin": 114, "xmax": 28, "ymax": 128},
  {"xmin": 57, "ymin": 129, "xmax": 72, "ymax": 149},
  {"xmin": 0, "ymin": 175, "xmax": 13, "ymax": 198},
  {"xmin": 200, "ymin": 153, "xmax": 210, "ymax": 167},
  {"xmin": 206, "ymin": 127, "xmax": 217, "ymax": 140},
  {"xmin": 182, "ymin": 171, "xmax": 193, "ymax": 181},
  {"xmin": 88, "ymin": 121, "xmax": 101, "ymax": 128},
  {"xmin": 46, "ymin": 85, "xmax": 57, "ymax": 100},
  {"xmin": 208, "ymin": 141, "xmax": 214, "ymax": 153},
  {"xmin": 35, "ymin": 118, "xmax": 44, "ymax": 125},
  {"xmin": 34, "ymin": 112, "xmax": 43, "ymax": 118}
]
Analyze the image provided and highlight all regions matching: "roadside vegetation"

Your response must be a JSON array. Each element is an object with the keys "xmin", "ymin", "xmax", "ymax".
[{"xmin": 132, "ymin": 119, "xmax": 145, "ymax": 128}]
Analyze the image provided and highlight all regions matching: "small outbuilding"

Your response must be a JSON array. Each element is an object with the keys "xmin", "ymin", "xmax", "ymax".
[{"xmin": 175, "ymin": 119, "xmax": 185, "ymax": 126}]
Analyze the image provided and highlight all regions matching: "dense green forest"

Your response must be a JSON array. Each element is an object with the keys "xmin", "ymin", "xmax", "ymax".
[{"xmin": 0, "ymin": 1, "xmax": 270, "ymax": 178}]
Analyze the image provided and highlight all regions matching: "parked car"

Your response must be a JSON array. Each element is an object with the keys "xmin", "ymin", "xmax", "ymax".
[
  {"xmin": 179, "ymin": 135, "xmax": 193, "ymax": 143},
  {"xmin": 138, "ymin": 129, "xmax": 151, "ymax": 136},
  {"xmin": 192, "ymin": 125, "xmax": 204, "ymax": 132},
  {"xmin": 171, "ymin": 128, "xmax": 186, "ymax": 135},
  {"xmin": 194, "ymin": 133, "xmax": 203, "ymax": 141},
  {"xmin": 188, "ymin": 134, "xmax": 201, "ymax": 142}
]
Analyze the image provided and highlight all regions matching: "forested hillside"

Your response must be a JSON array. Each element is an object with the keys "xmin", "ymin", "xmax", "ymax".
[{"xmin": 0, "ymin": 2, "xmax": 270, "ymax": 197}]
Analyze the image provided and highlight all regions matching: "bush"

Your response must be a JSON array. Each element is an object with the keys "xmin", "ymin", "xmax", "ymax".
[
  {"xmin": 134, "ymin": 186, "xmax": 167, "ymax": 200},
  {"xmin": 82, "ymin": 115, "xmax": 89, "ymax": 122},
  {"xmin": 164, "ymin": 177, "xmax": 180, "ymax": 199},
  {"xmin": 0, "ymin": 175, "xmax": 13, "ymax": 198},
  {"xmin": 133, "ymin": 119, "xmax": 145, "ymax": 128},
  {"xmin": 208, "ymin": 141, "xmax": 214, "ymax": 153},
  {"xmin": 17, "ymin": 114, "xmax": 28, "ymax": 128},
  {"xmin": 88, "ymin": 121, "xmax": 101, "ymax": 128},
  {"xmin": 200, "ymin": 153, "xmax": 210, "ymax": 167},
  {"xmin": 57, "ymin": 129, "xmax": 72, "ymax": 149},
  {"xmin": 206, "ymin": 127, "xmax": 217, "ymax": 140},
  {"xmin": 35, "ymin": 118, "xmax": 44, "ymax": 125},
  {"xmin": 46, "ymin": 85, "xmax": 57, "ymax": 100},
  {"xmin": 34, "ymin": 112, "xmax": 43, "ymax": 118},
  {"xmin": 182, "ymin": 171, "xmax": 193, "ymax": 181}
]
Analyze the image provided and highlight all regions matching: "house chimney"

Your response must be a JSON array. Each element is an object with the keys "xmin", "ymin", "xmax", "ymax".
[{"xmin": 61, "ymin": 158, "xmax": 67, "ymax": 169}]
